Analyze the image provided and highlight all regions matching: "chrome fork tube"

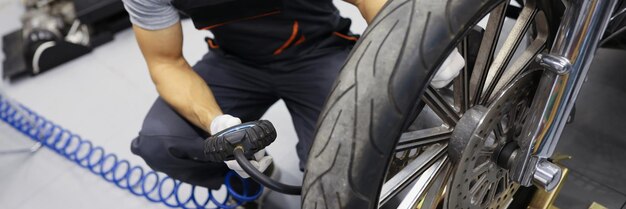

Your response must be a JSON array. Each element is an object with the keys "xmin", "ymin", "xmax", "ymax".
[{"xmin": 512, "ymin": 0, "xmax": 618, "ymax": 189}]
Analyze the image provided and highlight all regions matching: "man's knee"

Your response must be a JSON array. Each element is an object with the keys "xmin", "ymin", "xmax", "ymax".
[
  {"xmin": 131, "ymin": 135, "xmax": 178, "ymax": 173},
  {"xmin": 130, "ymin": 135, "xmax": 228, "ymax": 188}
]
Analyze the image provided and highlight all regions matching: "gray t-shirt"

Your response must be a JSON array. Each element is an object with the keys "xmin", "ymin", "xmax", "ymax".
[{"xmin": 122, "ymin": 0, "xmax": 180, "ymax": 30}]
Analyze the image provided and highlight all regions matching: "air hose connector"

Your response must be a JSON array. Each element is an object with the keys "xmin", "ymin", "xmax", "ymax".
[{"xmin": 204, "ymin": 120, "xmax": 302, "ymax": 195}]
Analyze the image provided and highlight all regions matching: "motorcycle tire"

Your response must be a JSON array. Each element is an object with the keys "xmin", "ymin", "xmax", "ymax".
[{"xmin": 301, "ymin": 0, "xmax": 506, "ymax": 208}]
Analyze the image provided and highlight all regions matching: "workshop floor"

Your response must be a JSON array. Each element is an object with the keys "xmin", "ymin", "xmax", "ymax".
[{"xmin": 1, "ymin": 0, "xmax": 625, "ymax": 209}]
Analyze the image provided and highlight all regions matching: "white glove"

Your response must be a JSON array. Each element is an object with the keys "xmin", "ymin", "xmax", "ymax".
[
  {"xmin": 224, "ymin": 149, "xmax": 273, "ymax": 178},
  {"xmin": 210, "ymin": 114, "xmax": 273, "ymax": 178},
  {"xmin": 431, "ymin": 49, "xmax": 465, "ymax": 89}
]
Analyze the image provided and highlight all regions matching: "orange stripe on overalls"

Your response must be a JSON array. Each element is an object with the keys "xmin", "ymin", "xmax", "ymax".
[{"xmin": 274, "ymin": 21, "xmax": 299, "ymax": 55}]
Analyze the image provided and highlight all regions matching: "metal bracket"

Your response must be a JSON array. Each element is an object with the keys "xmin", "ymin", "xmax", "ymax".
[
  {"xmin": 532, "ymin": 159, "xmax": 563, "ymax": 191},
  {"xmin": 536, "ymin": 54, "xmax": 572, "ymax": 74},
  {"xmin": 528, "ymin": 164, "xmax": 569, "ymax": 209}
]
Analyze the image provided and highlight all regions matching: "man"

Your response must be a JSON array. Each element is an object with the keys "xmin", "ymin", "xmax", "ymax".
[{"xmin": 122, "ymin": 0, "xmax": 462, "ymax": 203}]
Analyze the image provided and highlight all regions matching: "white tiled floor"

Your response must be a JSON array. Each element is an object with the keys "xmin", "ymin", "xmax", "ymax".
[{"xmin": 0, "ymin": 1, "xmax": 366, "ymax": 209}]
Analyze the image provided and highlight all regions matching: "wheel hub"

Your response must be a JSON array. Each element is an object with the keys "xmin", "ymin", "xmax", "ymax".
[{"xmin": 446, "ymin": 70, "xmax": 540, "ymax": 209}]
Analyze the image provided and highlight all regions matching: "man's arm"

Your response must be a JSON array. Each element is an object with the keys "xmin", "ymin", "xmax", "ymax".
[
  {"xmin": 344, "ymin": 0, "xmax": 388, "ymax": 23},
  {"xmin": 133, "ymin": 22, "xmax": 222, "ymax": 133}
]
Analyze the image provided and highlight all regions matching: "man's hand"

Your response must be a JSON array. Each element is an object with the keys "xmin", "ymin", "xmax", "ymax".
[
  {"xmin": 211, "ymin": 115, "xmax": 273, "ymax": 178},
  {"xmin": 431, "ymin": 49, "xmax": 465, "ymax": 89},
  {"xmin": 344, "ymin": 0, "xmax": 387, "ymax": 23},
  {"xmin": 209, "ymin": 114, "xmax": 242, "ymax": 135}
]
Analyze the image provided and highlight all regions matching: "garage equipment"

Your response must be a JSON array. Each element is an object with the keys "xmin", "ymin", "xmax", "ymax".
[{"xmin": 2, "ymin": 0, "xmax": 131, "ymax": 79}]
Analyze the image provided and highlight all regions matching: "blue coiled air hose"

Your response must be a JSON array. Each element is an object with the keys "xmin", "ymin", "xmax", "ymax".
[{"xmin": 0, "ymin": 95, "xmax": 262, "ymax": 209}]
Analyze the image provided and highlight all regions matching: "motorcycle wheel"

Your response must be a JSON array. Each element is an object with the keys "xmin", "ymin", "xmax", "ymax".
[{"xmin": 301, "ymin": 0, "xmax": 558, "ymax": 208}]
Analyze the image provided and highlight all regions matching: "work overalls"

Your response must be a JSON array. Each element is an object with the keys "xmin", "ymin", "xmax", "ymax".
[{"xmin": 130, "ymin": 0, "xmax": 358, "ymax": 189}]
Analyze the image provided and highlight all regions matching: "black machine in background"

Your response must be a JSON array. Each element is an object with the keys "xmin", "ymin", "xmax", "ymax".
[{"xmin": 2, "ymin": 0, "xmax": 131, "ymax": 79}]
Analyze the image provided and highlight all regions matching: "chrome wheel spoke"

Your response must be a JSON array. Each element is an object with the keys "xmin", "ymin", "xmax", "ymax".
[
  {"xmin": 454, "ymin": 36, "xmax": 472, "ymax": 113},
  {"xmin": 481, "ymin": 0, "xmax": 540, "ymax": 103},
  {"xmin": 396, "ymin": 126, "xmax": 452, "ymax": 152},
  {"xmin": 420, "ymin": 162, "xmax": 453, "ymax": 209},
  {"xmin": 469, "ymin": 2, "xmax": 508, "ymax": 105},
  {"xmin": 397, "ymin": 156, "xmax": 449, "ymax": 209},
  {"xmin": 423, "ymin": 86, "xmax": 460, "ymax": 127},
  {"xmin": 488, "ymin": 11, "xmax": 549, "ymax": 102},
  {"xmin": 379, "ymin": 144, "xmax": 447, "ymax": 207}
]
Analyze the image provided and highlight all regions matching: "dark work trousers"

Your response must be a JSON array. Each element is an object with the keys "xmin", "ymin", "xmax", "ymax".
[{"xmin": 130, "ymin": 46, "xmax": 351, "ymax": 189}]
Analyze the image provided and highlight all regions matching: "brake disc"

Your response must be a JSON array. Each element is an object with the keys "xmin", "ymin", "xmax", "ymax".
[{"xmin": 446, "ymin": 70, "xmax": 540, "ymax": 209}]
